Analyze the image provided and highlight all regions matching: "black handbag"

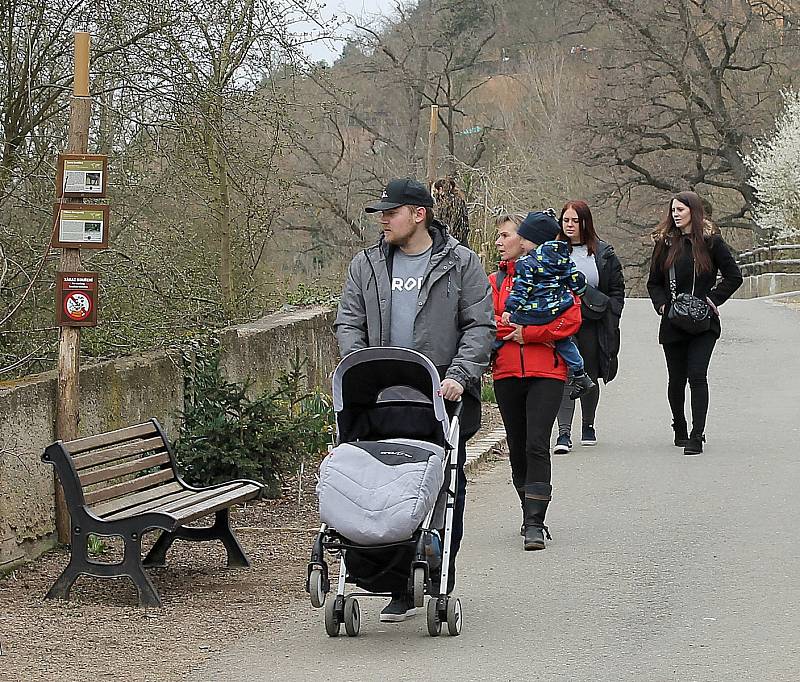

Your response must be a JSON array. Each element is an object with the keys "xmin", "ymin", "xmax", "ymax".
[
  {"xmin": 667, "ymin": 264, "xmax": 711, "ymax": 334},
  {"xmin": 581, "ymin": 285, "xmax": 609, "ymax": 320}
]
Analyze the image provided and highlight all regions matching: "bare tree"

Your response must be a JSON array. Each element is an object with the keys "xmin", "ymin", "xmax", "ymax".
[{"xmin": 582, "ymin": 0, "xmax": 799, "ymax": 235}]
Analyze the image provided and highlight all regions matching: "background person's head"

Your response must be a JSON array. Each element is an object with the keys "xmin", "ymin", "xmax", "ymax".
[
  {"xmin": 365, "ymin": 178, "xmax": 435, "ymax": 249},
  {"xmin": 432, "ymin": 176, "xmax": 456, "ymax": 199},
  {"xmin": 559, "ymin": 200, "xmax": 599, "ymax": 255}
]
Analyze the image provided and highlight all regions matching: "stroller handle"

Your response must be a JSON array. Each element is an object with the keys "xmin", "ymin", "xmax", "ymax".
[{"xmin": 444, "ymin": 397, "xmax": 463, "ymax": 420}]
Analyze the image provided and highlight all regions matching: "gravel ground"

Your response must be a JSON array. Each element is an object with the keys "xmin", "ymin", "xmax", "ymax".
[{"xmin": 0, "ymin": 404, "xmax": 503, "ymax": 682}]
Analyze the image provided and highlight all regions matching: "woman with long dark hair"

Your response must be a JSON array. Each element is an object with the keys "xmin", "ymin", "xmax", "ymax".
[
  {"xmin": 554, "ymin": 200, "xmax": 625, "ymax": 453},
  {"xmin": 646, "ymin": 191, "xmax": 742, "ymax": 455}
]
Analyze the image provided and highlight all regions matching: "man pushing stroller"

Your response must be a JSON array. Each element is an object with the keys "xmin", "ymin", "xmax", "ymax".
[{"xmin": 334, "ymin": 178, "xmax": 494, "ymax": 622}]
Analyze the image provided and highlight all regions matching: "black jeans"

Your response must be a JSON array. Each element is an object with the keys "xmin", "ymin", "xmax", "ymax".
[
  {"xmin": 557, "ymin": 320, "xmax": 601, "ymax": 435},
  {"xmin": 427, "ymin": 393, "xmax": 479, "ymax": 595},
  {"xmin": 662, "ymin": 332, "xmax": 717, "ymax": 436},
  {"xmin": 494, "ymin": 376, "xmax": 565, "ymax": 492}
]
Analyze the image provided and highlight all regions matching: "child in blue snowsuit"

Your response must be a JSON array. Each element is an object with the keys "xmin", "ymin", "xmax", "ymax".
[{"xmin": 498, "ymin": 211, "xmax": 595, "ymax": 399}]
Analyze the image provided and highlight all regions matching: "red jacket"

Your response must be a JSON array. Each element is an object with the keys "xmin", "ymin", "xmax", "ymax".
[{"xmin": 490, "ymin": 260, "xmax": 582, "ymax": 381}]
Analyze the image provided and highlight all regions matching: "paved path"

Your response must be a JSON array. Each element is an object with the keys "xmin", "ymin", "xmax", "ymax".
[{"xmin": 193, "ymin": 297, "xmax": 800, "ymax": 681}]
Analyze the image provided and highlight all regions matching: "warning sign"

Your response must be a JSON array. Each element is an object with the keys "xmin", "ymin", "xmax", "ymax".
[{"xmin": 56, "ymin": 272, "xmax": 98, "ymax": 327}]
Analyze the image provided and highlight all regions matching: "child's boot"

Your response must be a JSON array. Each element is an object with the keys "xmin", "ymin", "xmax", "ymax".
[{"xmin": 568, "ymin": 372, "xmax": 595, "ymax": 400}]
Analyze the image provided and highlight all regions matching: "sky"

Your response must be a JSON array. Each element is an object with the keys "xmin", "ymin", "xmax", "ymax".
[{"xmin": 298, "ymin": 0, "xmax": 401, "ymax": 64}]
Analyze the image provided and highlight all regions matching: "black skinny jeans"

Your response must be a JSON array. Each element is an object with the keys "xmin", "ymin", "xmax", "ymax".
[
  {"xmin": 662, "ymin": 331, "xmax": 717, "ymax": 436},
  {"xmin": 494, "ymin": 376, "xmax": 565, "ymax": 493}
]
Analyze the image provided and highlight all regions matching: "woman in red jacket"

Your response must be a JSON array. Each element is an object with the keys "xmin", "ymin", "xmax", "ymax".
[{"xmin": 492, "ymin": 212, "xmax": 582, "ymax": 550}]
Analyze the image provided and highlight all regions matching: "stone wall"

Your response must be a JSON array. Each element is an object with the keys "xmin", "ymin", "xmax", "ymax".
[
  {"xmin": 736, "ymin": 244, "xmax": 800, "ymax": 298},
  {"xmin": 0, "ymin": 306, "xmax": 336, "ymax": 572}
]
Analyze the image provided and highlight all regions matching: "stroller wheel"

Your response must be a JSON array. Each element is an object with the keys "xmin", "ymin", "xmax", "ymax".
[
  {"xmin": 309, "ymin": 568, "xmax": 325, "ymax": 609},
  {"xmin": 412, "ymin": 566, "xmax": 426, "ymax": 608},
  {"xmin": 426, "ymin": 598, "xmax": 442, "ymax": 637},
  {"xmin": 343, "ymin": 597, "xmax": 361, "ymax": 637},
  {"xmin": 324, "ymin": 596, "xmax": 341, "ymax": 637},
  {"xmin": 446, "ymin": 597, "xmax": 462, "ymax": 636}
]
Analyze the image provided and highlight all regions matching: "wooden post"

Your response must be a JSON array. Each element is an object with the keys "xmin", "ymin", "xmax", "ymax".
[
  {"xmin": 426, "ymin": 105, "xmax": 439, "ymax": 187},
  {"xmin": 54, "ymin": 32, "xmax": 92, "ymax": 544}
]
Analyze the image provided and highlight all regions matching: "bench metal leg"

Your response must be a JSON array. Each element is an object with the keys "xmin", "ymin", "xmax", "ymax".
[
  {"xmin": 215, "ymin": 509, "xmax": 250, "ymax": 568},
  {"xmin": 123, "ymin": 534, "xmax": 162, "ymax": 608},
  {"xmin": 142, "ymin": 509, "xmax": 250, "ymax": 568},
  {"xmin": 45, "ymin": 560, "xmax": 83, "ymax": 601},
  {"xmin": 45, "ymin": 531, "xmax": 163, "ymax": 608},
  {"xmin": 142, "ymin": 530, "xmax": 177, "ymax": 568}
]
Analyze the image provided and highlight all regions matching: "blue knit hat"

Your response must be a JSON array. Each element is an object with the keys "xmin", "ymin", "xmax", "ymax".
[{"xmin": 517, "ymin": 211, "xmax": 560, "ymax": 245}]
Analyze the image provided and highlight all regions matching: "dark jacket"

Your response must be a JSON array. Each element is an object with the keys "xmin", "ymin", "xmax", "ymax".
[
  {"xmin": 647, "ymin": 233, "xmax": 743, "ymax": 345},
  {"xmin": 577, "ymin": 240, "xmax": 625, "ymax": 382}
]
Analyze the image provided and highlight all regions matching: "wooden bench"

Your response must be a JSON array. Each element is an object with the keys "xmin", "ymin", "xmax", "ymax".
[{"xmin": 41, "ymin": 418, "xmax": 263, "ymax": 607}]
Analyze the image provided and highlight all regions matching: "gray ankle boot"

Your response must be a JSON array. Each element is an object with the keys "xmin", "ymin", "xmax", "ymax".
[{"xmin": 523, "ymin": 482, "xmax": 552, "ymax": 551}]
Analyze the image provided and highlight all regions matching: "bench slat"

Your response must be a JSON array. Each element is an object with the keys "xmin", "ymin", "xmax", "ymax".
[
  {"xmin": 101, "ymin": 489, "xmax": 197, "ymax": 520},
  {"xmin": 79, "ymin": 452, "xmax": 170, "ymax": 487},
  {"xmin": 65, "ymin": 422, "xmax": 159, "ymax": 455},
  {"xmin": 170, "ymin": 484, "xmax": 261, "ymax": 524},
  {"xmin": 144, "ymin": 482, "xmax": 246, "ymax": 516},
  {"xmin": 74, "ymin": 437, "xmax": 167, "ymax": 471},
  {"xmin": 90, "ymin": 481, "xmax": 184, "ymax": 518},
  {"xmin": 84, "ymin": 469, "xmax": 175, "ymax": 506},
  {"xmin": 102, "ymin": 482, "xmax": 245, "ymax": 521}
]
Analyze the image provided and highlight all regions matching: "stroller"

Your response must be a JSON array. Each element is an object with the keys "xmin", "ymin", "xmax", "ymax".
[{"xmin": 306, "ymin": 347, "xmax": 463, "ymax": 637}]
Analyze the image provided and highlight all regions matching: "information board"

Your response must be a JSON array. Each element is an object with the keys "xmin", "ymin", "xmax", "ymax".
[
  {"xmin": 57, "ymin": 154, "xmax": 108, "ymax": 198},
  {"xmin": 52, "ymin": 203, "xmax": 110, "ymax": 249}
]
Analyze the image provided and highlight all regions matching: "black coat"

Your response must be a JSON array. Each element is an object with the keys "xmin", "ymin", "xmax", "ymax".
[
  {"xmin": 576, "ymin": 240, "xmax": 625, "ymax": 383},
  {"xmin": 594, "ymin": 241, "xmax": 625, "ymax": 382},
  {"xmin": 647, "ymin": 233, "xmax": 743, "ymax": 345}
]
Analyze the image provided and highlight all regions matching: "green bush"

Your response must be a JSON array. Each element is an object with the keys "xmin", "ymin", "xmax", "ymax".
[
  {"xmin": 174, "ymin": 339, "xmax": 334, "ymax": 498},
  {"xmin": 480, "ymin": 373, "xmax": 496, "ymax": 404}
]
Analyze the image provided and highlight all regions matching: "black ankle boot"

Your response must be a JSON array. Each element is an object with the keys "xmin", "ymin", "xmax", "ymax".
[
  {"xmin": 672, "ymin": 421, "xmax": 689, "ymax": 447},
  {"xmin": 516, "ymin": 487, "xmax": 525, "ymax": 536},
  {"xmin": 684, "ymin": 433, "xmax": 705, "ymax": 455},
  {"xmin": 523, "ymin": 483, "xmax": 552, "ymax": 551}
]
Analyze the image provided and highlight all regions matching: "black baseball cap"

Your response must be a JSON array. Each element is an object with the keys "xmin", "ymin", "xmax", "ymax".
[{"xmin": 364, "ymin": 178, "xmax": 434, "ymax": 213}]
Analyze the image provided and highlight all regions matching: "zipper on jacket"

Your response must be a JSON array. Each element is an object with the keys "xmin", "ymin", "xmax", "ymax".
[
  {"xmin": 519, "ymin": 343, "xmax": 526, "ymax": 376},
  {"xmin": 366, "ymin": 255, "xmax": 384, "ymax": 345}
]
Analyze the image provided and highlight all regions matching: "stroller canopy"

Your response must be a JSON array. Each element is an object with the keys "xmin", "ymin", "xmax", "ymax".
[{"xmin": 332, "ymin": 347, "xmax": 450, "ymax": 444}]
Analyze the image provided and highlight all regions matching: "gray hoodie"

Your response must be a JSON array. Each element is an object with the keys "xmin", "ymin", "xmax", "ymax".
[{"xmin": 334, "ymin": 220, "xmax": 495, "ymax": 395}]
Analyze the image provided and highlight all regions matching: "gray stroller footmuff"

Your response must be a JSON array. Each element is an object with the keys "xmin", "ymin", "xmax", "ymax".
[
  {"xmin": 308, "ymin": 347, "xmax": 464, "ymax": 638},
  {"xmin": 317, "ymin": 438, "xmax": 445, "ymax": 545}
]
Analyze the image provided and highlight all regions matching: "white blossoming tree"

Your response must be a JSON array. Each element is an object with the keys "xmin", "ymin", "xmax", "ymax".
[{"xmin": 745, "ymin": 91, "xmax": 800, "ymax": 243}]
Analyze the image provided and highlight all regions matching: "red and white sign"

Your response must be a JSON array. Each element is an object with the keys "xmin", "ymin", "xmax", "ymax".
[{"xmin": 56, "ymin": 272, "xmax": 98, "ymax": 327}]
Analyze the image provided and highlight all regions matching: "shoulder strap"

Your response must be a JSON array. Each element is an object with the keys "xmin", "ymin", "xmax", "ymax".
[
  {"xmin": 669, "ymin": 262, "xmax": 696, "ymax": 299},
  {"xmin": 668, "ymin": 264, "xmax": 677, "ymax": 301},
  {"xmin": 495, "ymin": 268, "xmax": 506, "ymax": 290}
]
